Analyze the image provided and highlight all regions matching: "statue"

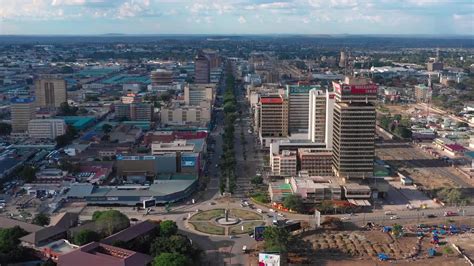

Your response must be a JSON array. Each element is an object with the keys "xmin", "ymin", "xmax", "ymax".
[{"xmin": 225, "ymin": 209, "xmax": 229, "ymax": 222}]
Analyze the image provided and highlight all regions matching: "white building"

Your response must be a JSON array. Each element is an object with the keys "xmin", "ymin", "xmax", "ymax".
[
  {"xmin": 28, "ymin": 119, "xmax": 66, "ymax": 139},
  {"xmin": 308, "ymin": 89, "xmax": 335, "ymax": 149}
]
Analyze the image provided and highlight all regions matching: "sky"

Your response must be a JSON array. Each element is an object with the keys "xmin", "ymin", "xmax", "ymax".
[{"xmin": 0, "ymin": 0, "xmax": 473, "ymax": 35}]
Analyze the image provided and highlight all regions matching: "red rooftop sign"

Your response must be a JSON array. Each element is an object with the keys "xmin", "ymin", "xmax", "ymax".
[
  {"xmin": 260, "ymin": 97, "xmax": 283, "ymax": 104},
  {"xmin": 333, "ymin": 82, "xmax": 378, "ymax": 95}
]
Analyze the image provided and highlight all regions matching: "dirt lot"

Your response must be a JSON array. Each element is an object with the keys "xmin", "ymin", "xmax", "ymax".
[{"xmin": 291, "ymin": 229, "xmax": 469, "ymax": 265}]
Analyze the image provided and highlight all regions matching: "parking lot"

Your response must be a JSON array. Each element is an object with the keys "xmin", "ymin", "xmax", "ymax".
[{"xmin": 382, "ymin": 181, "xmax": 441, "ymax": 211}]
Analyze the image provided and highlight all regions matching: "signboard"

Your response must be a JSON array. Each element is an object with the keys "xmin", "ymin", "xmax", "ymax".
[
  {"xmin": 143, "ymin": 198, "xmax": 156, "ymax": 208},
  {"xmin": 181, "ymin": 156, "xmax": 196, "ymax": 167},
  {"xmin": 10, "ymin": 97, "xmax": 35, "ymax": 104},
  {"xmin": 314, "ymin": 210, "xmax": 321, "ymax": 228},
  {"xmin": 333, "ymin": 82, "xmax": 378, "ymax": 95},
  {"xmin": 254, "ymin": 226, "xmax": 266, "ymax": 241},
  {"xmin": 258, "ymin": 253, "xmax": 280, "ymax": 266}
]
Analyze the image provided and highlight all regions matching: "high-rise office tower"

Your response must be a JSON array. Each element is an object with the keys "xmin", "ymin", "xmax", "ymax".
[
  {"xmin": 332, "ymin": 76, "xmax": 378, "ymax": 179},
  {"xmin": 11, "ymin": 97, "xmax": 35, "ymax": 132},
  {"xmin": 339, "ymin": 50, "xmax": 347, "ymax": 68},
  {"xmin": 286, "ymin": 85, "xmax": 318, "ymax": 134},
  {"xmin": 34, "ymin": 78, "xmax": 67, "ymax": 108},
  {"xmin": 258, "ymin": 95, "xmax": 288, "ymax": 138},
  {"xmin": 308, "ymin": 89, "xmax": 335, "ymax": 148},
  {"xmin": 194, "ymin": 53, "xmax": 210, "ymax": 84}
]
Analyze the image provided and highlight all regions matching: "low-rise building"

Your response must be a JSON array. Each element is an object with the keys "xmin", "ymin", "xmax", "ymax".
[
  {"xmin": 160, "ymin": 103, "xmax": 211, "ymax": 126},
  {"xmin": 270, "ymin": 150, "xmax": 297, "ymax": 177},
  {"xmin": 28, "ymin": 119, "xmax": 66, "ymax": 139},
  {"xmin": 298, "ymin": 148, "xmax": 333, "ymax": 176},
  {"xmin": 289, "ymin": 174, "xmax": 341, "ymax": 203},
  {"xmin": 58, "ymin": 242, "xmax": 152, "ymax": 266}
]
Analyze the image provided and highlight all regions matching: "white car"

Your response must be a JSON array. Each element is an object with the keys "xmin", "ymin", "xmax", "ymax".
[
  {"xmin": 341, "ymin": 217, "xmax": 351, "ymax": 221},
  {"xmin": 269, "ymin": 208, "xmax": 275, "ymax": 213},
  {"xmin": 277, "ymin": 213, "xmax": 284, "ymax": 217},
  {"xmin": 257, "ymin": 209, "xmax": 263, "ymax": 214},
  {"xmin": 390, "ymin": 215, "xmax": 399, "ymax": 220}
]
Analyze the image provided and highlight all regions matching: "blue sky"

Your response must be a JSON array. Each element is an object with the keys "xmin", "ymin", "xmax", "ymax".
[{"xmin": 0, "ymin": 0, "xmax": 473, "ymax": 35}]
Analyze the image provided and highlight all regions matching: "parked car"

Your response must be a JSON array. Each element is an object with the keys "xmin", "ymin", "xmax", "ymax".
[
  {"xmin": 427, "ymin": 214, "xmax": 437, "ymax": 218},
  {"xmin": 444, "ymin": 211, "xmax": 458, "ymax": 217},
  {"xmin": 390, "ymin": 215, "xmax": 399, "ymax": 220}
]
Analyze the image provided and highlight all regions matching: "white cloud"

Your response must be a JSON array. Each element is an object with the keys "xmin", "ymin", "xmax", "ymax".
[{"xmin": 238, "ymin": 15, "xmax": 246, "ymax": 24}]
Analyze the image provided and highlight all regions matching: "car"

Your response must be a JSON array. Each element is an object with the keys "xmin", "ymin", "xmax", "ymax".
[
  {"xmin": 341, "ymin": 217, "xmax": 351, "ymax": 221},
  {"xmin": 390, "ymin": 215, "xmax": 399, "ymax": 220},
  {"xmin": 256, "ymin": 209, "xmax": 263, "ymax": 214},
  {"xmin": 384, "ymin": 211, "xmax": 395, "ymax": 216},
  {"xmin": 269, "ymin": 208, "xmax": 275, "ymax": 213},
  {"xmin": 444, "ymin": 211, "xmax": 458, "ymax": 217},
  {"xmin": 427, "ymin": 214, "xmax": 436, "ymax": 218},
  {"xmin": 277, "ymin": 213, "xmax": 284, "ymax": 217}
]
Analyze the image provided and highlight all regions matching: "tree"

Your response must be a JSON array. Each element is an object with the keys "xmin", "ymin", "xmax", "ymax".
[
  {"xmin": 379, "ymin": 115, "xmax": 391, "ymax": 130},
  {"xmin": 32, "ymin": 213, "xmax": 50, "ymax": 226},
  {"xmin": 456, "ymin": 122, "xmax": 469, "ymax": 128},
  {"xmin": 102, "ymin": 123, "xmax": 113, "ymax": 134},
  {"xmin": 153, "ymin": 253, "xmax": 191, "ymax": 266},
  {"xmin": 251, "ymin": 175, "xmax": 263, "ymax": 185},
  {"xmin": 19, "ymin": 165, "xmax": 37, "ymax": 183},
  {"xmin": 395, "ymin": 126, "xmax": 412, "ymax": 139},
  {"xmin": 262, "ymin": 226, "xmax": 291, "ymax": 253},
  {"xmin": 150, "ymin": 235, "xmax": 199, "ymax": 259},
  {"xmin": 0, "ymin": 122, "xmax": 12, "ymax": 136},
  {"xmin": 283, "ymin": 194, "xmax": 304, "ymax": 213},
  {"xmin": 92, "ymin": 210, "xmax": 130, "ymax": 236},
  {"xmin": 0, "ymin": 226, "xmax": 28, "ymax": 253},
  {"xmin": 318, "ymin": 200, "xmax": 334, "ymax": 213},
  {"xmin": 73, "ymin": 229, "xmax": 100, "ymax": 245},
  {"xmin": 58, "ymin": 102, "xmax": 78, "ymax": 116},
  {"xmin": 159, "ymin": 220, "xmax": 178, "ymax": 237}
]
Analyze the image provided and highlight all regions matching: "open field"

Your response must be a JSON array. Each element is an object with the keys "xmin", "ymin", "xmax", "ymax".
[
  {"xmin": 189, "ymin": 209, "xmax": 225, "ymax": 221},
  {"xmin": 229, "ymin": 221, "xmax": 265, "ymax": 235},
  {"xmin": 188, "ymin": 221, "xmax": 225, "ymax": 235},
  {"xmin": 230, "ymin": 209, "xmax": 263, "ymax": 220}
]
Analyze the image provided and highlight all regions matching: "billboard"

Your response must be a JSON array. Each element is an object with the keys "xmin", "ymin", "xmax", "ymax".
[
  {"xmin": 333, "ymin": 82, "xmax": 378, "ymax": 95},
  {"xmin": 181, "ymin": 156, "xmax": 196, "ymax": 167},
  {"xmin": 254, "ymin": 226, "xmax": 266, "ymax": 241},
  {"xmin": 258, "ymin": 253, "xmax": 280, "ymax": 266},
  {"xmin": 143, "ymin": 198, "xmax": 156, "ymax": 208}
]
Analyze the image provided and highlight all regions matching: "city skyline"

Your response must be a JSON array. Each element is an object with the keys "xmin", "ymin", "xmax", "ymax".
[{"xmin": 1, "ymin": 0, "xmax": 473, "ymax": 35}]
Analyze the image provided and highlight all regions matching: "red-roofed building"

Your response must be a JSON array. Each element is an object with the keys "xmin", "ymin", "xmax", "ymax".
[
  {"xmin": 58, "ymin": 242, "xmax": 152, "ymax": 266},
  {"xmin": 256, "ymin": 95, "xmax": 288, "ymax": 144}
]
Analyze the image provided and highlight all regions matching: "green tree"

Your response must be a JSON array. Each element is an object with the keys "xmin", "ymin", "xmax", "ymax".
[
  {"xmin": 283, "ymin": 194, "xmax": 304, "ymax": 213},
  {"xmin": 58, "ymin": 102, "xmax": 78, "ymax": 116},
  {"xmin": 159, "ymin": 220, "xmax": 178, "ymax": 237},
  {"xmin": 262, "ymin": 226, "xmax": 291, "ymax": 253},
  {"xmin": 0, "ymin": 122, "xmax": 12, "ymax": 136},
  {"xmin": 32, "ymin": 213, "xmax": 50, "ymax": 226},
  {"xmin": 456, "ymin": 122, "xmax": 469, "ymax": 128},
  {"xmin": 379, "ymin": 115, "xmax": 391, "ymax": 130},
  {"xmin": 153, "ymin": 253, "xmax": 191, "ymax": 266},
  {"xmin": 395, "ymin": 126, "xmax": 412, "ymax": 139},
  {"xmin": 102, "ymin": 123, "xmax": 113, "ymax": 134},
  {"xmin": 0, "ymin": 226, "xmax": 27, "ymax": 253},
  {"xmin": 318, "ymin": 200, "xmax": 334, "ymax": 213},
  {"xmin": 92, "ymin": 210, "xmax": 130, "ymax": 236},
  {"xmin": 19, "ymin": 165, "xmax": 37, "ymax": 183},
  {"xmin": 150, "ymin": 235, "xmax": 199, "ymax": 259},
  {"xmin": 73, "ymin": 229, "xmax": 100, "ymax": 245},
  {"xmin": 251, "ymin": 175, "xmax": 263, "ymax": 185}
]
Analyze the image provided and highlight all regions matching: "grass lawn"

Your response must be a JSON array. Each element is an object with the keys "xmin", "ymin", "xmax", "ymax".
[
  {"xmin": 189, "ymin": 209, "xmax": 225, "ymax": 221},
  {"xmin": 230, "ymin": 209, "xmax": 262, "ymax": 220},
  {"xmin": 229, "ymin": 221, "xmax": 265, "ymax": 235},
  {"xmin": 189, "ymin": 221, "xmax": 225, "ymax": 235}
]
